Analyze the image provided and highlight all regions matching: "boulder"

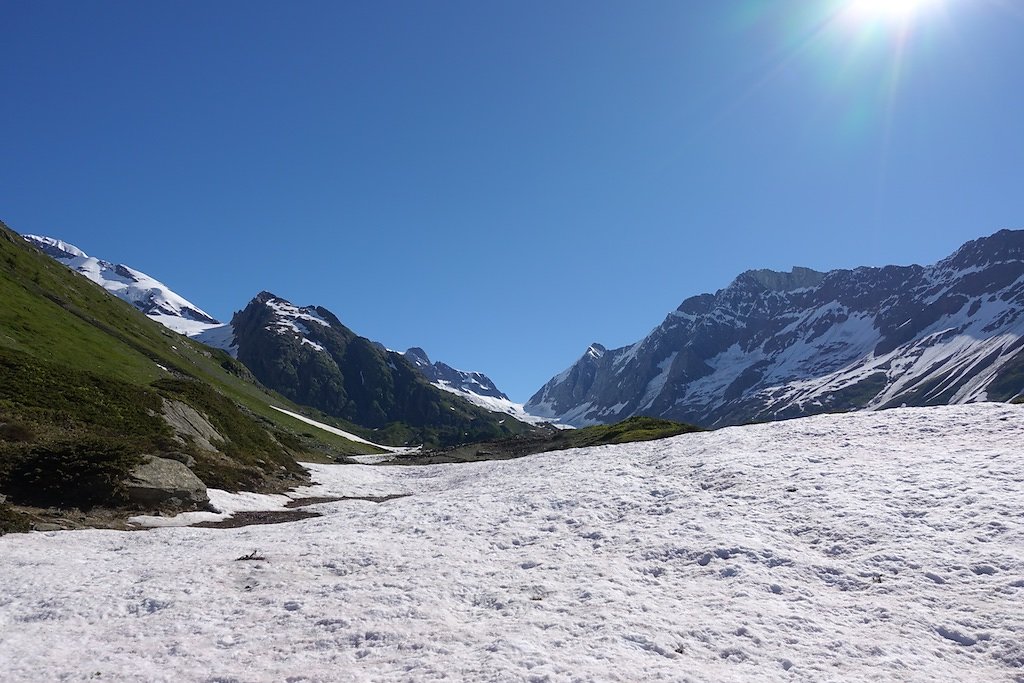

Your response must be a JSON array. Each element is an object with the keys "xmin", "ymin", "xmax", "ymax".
[{"xmin": 126, "ymin": 456, "xmax": 208, "ymax": 508}]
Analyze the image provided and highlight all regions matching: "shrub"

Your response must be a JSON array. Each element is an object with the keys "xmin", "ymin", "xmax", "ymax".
[{"xmin": 0, "ymin": 437, "xmax": 143, "ymax": 510}]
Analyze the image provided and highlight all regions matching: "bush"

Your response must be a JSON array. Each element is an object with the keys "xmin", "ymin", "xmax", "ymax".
[{"xmin": 0, "ymin": 437, "xmax": 143, "ymax": 510}]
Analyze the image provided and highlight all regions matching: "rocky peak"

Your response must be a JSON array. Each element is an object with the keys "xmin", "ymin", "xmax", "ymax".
[
  {"xmin": 403, "ymin": 348, "xmax": 509, "ymax": 401},
  {"xmin": 253, "ymin": 290, "xmax": 281, "ymax": 305},
  {"xmin": 937, "ymin": 229, "xmax": 1024, "ymax": 272},
  {"xmin": 733, "ymin": 266, "xmax": 826, "ymax": 293},
  {"xmin": 404, "ymin": 347, "xmax": 432, "ymax": 368}
]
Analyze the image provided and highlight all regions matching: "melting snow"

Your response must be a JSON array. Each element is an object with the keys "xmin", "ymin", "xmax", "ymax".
[{"xmin": 1, "ymin": 404, "xmax": 1022, "ymax": 682}]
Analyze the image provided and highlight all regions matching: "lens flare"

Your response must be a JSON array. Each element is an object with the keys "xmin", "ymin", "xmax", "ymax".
[{"xmin": 847, "ymin": 0, "xmax": 942, "ymax": 22}]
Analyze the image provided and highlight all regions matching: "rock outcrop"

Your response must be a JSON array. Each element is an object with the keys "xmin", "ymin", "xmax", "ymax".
[{"xmin": 125, "ymin": 456, "xmax": 209, "ymax": 508}]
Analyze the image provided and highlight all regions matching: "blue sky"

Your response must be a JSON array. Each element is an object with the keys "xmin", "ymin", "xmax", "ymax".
[{"xmin": 2, "ymin": 1, "xmax": 1022, "ymax": 401}]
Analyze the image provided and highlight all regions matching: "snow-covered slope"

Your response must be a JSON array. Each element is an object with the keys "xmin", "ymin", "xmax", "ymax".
[
  {"xmin": 528, "ymin": 229, "xmax": 1024, "ymax": 427},
  {"xmin": 22, "ymin": 234, "xmax": 238, "ymax": 354},
  {"xmin": 403, "ymin": 347, "xmax": 558, "ymax": 426},
  {"xmin": 1, "ymin": 403, "xmax": 1021, "ymax": 681}
]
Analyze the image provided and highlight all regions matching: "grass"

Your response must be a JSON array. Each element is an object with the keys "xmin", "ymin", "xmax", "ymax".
[
  {"xmin": 561, "ymin": 416, "xmax": 704, "ymax": 448},
  {"xmin": 0, "ymin": 346, "xmax": 172, "ymax": 448},
  {"xmin": 0, "ymin": 224, "xmax": 384, "ymax": 454},
  {"xmin": 152, "ymin": 377, "xmax": 308, "ymax": 490}
]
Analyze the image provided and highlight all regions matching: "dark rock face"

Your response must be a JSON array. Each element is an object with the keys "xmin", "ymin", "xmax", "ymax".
[
  {"xmin": 230, "ymin": 293, "xmax": 527, "ymax": 447},
  {"xmin": 527, "ymin": 230, "xmax": 1024, "ymax": 427},
  {"xmin": 403, "ymin": 347, "xmax": 509, "ymax": 400}
]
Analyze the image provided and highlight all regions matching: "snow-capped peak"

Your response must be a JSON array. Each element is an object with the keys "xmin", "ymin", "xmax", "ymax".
[
  {"xmin": 401, "ymin": 347, "xmax": 564, "ymax": 426},
  {"xmin": 23, "ymin": 233, "xmax": 237, "ymax": 355}
]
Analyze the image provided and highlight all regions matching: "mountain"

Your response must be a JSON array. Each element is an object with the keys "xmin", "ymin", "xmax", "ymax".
[
  {"xmin": 402, "ymin": 347, "xmax": 555, "ymax": 426},
  {"xmin": 21, "ymin": 235, "xmax": 225, "ymax": 336},
  {"xmin": 2, "ymin": 221, "xmax": 385, "ymax": 522},
  {"xmin": 403, "ymin": 347, "xmax": 509, "ymax": 400},
  {"xmin": 229, "ymin": 292, "xmax": 535, "ymax": 447},
  {"xmin": 527, "ymin": 229, "xmax": 1024, "ymax": 427}
]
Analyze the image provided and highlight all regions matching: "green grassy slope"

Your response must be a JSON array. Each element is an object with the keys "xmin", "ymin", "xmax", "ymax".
[
  {"xmin": 0, "ymin": 221, "xmax": 384, "ymax": 521},
  {"xmin": 396, "ymin": 416, "xmax": 704, "ymax": 465}
]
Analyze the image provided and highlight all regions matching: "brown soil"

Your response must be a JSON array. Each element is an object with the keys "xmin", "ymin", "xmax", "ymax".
[
  {"xmin": 285, "ymin": 494, "xmax": 410, "ymax": 507},
  {"xmin": 191, "ymin": 509, "xmax": 321, "ymax": 528}
]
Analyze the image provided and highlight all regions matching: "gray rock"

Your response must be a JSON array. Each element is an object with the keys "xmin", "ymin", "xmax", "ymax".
[
  {"xmin": 126, "ymin": 455, "xmax": 209, "ymax": 508},
  {"xmin": 0, "ymin": 493, "xmax": 7, "ymax": 505},
  {"xmin": 32, "ymin": 523, "xmax": 62, "ymax": 532},
  {"xmin": 162, "ymin": 451, "xmax": 197, "ymax": 468},
  {"xmin": 161, "ymin": 399, "xmax": 224, "ymax": 453}
]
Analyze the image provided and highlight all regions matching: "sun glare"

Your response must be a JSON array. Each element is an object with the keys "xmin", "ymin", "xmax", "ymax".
[{"xmin": 846, "ymin": 0, "xmax": 942, "ymax": 23}]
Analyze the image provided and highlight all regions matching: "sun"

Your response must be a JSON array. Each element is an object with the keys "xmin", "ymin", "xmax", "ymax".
[{"xmin": 845, "ymin": 0, "xmax": 943, "ymax": 23}]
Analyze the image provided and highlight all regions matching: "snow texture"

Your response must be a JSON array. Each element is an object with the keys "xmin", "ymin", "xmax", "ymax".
[{"xmin": 1, "ymin": 404, "xmax": 1022, "ymax": 682}]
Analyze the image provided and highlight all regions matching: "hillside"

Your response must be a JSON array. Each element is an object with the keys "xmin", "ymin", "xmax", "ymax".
[
  {"xmin": 1, "ymin": 403, "xmax": 1020, "ymax": 680},
  {"xmin": 0, "ymin": 221, "xmax": 385, "ymax": 528},
  {"xmin": 528, "ymin": 229, "xmax": 1024, "ymax": 426}
]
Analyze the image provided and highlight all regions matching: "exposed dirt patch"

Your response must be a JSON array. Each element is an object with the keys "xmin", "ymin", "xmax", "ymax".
[
  {"xmin": 188, "ymin": 494, "xmax": 411, "ymax": 529},
  {"xmin": 285, "ymin": 494, "xmax": 410, "ymax": 508},
  {"xmin": 192, "ymin": 509, "xmax": 321, "ymax": 528}
]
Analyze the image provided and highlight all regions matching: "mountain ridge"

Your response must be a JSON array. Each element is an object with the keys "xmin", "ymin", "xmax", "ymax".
[
  {"xmin": 228, "ymin": 291, "xmax": 536, "ymax": 447},
  {"xmin": 527, "ymin": 229, "xmax": 1024, "ymax": 427}
]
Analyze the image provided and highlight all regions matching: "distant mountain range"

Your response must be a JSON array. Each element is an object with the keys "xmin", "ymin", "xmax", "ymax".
[
  {"xmin": 402, "ymin": 347, "xmax": 552, "ymax": 426},
  {"xmin": 24, "ymin": 229, "xmax": 1024, "ymax": 436},
  {"xmin": 22, "ymin": 234, "xmax": 544, "ymax": 444},
  {"xmin": 227, "ymin": 291, "xmax": 535, "ymax": 445},
  {"xmin": 526, "ymin": 229, "xmax": 1024, "ymax": 427}
]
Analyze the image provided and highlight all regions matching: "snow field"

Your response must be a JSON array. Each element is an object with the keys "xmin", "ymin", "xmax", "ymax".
[{"xmin": 0, "ymin": 403, "xmax": 1022, "ymax": 682}]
